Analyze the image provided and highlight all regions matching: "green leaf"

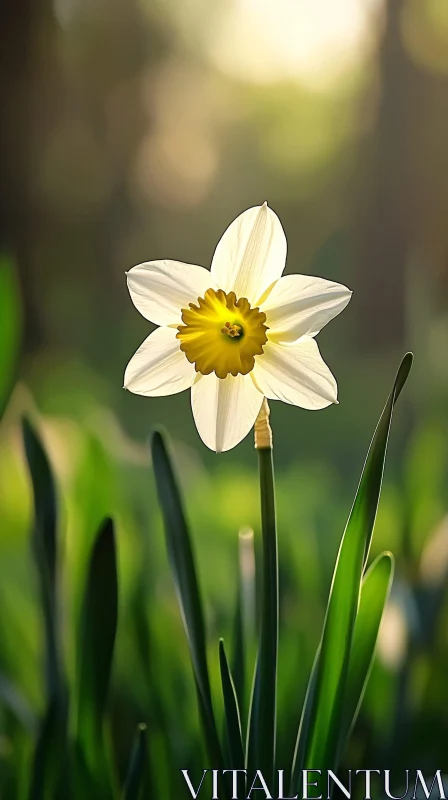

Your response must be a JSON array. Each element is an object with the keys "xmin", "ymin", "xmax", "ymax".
[
  {"xmin": 151, "ymin": 431, "xmax": 224, "ymax": 771},
  {"xmin": 291, "ymin": 353, "xmax": 412, "ymax": 791},
  {"xmin": 123, "ymin": 724, "xmax": 147, "ymax": 800},
  {"xmin": 0, "ymin": 255, "xmax": 21, "ymax": 418},
  {"xmin": 219, "ymin": 639, "xmax": 245, "ymax": 770},
  {"xmin": 338, "ymin": 551, "xmax": 394, "ymax": 755},
  {"xmin": 288, "ymin": 648, "xmax": 320, "ymax": 797},
  {"xmin": 231, "ymin": 582, "xmax": 245, "ymax": 722},
  {"xmin": 22, "ymin": 418, "xmax": 69, "ymax": 799},
  {"xmin": 22, "ymin": 418, "xmax": 60, "ymax": 697},
  {"xmin": 29, "ymin": 696, "xmax": 69, "ymax": 800},
  {"xmin": 76, "ymin": 518, "xmax": 118, "ymax": 789},
  {"xmin": 247, "ymin": 445, "xmax": 278, "ymax": 787}
]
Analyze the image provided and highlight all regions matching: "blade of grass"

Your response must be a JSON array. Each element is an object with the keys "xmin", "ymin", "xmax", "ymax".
[
  {"xmin": 22, "ymin": 418, "xmax": 68, "ymax": 799},
  {"xmin": 338, "ymin": 551, "xmax": 394, "ymax": 757},
  {"xmin": 123, "ymin": 724, "xmax": 147, "ymax": 800},
  {"xmin": 292, "ymin": 554, "xmax": 394, "ymax": 789},
  {"xmin": 231, "ymin": 581, "xmax": 245, "ymax": 722},
  {"xmin": 29, "ymin": 697, "xmax": 68, "ymax": 800},
  {"xmin": 151, "ymin": 431, "xmax": 224, "ymax": 772},
  {"xmin": 288, "ymin": 647, "xmax": 320, "ymax": 796},
  {"xmin": 219, "ymin": 639, "xmax": 245, "ymax": 770},
  {"xmin": 23, "ymin": 418, "xmax": 60, "ymax": 697},
  {"xmin": 76, "ymin": 517, "xmax": 118, "ymax": 792},
  {"xmin": 291, "ymin": 353, "xmax": 412, "ymax": 792},
  {"xmin": 247, "ymin": 408, "xmax": 278, "ymax": 789}
]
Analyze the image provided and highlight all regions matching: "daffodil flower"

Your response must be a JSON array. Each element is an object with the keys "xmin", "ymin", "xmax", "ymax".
[{"xmin": 124, "ymin": 203, "xmax": 352, "ymax": 452}]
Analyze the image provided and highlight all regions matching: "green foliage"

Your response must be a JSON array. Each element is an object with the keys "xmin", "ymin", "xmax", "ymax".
[
  {"xmin": 22, "ymin": 419, "xmax": 61, "ymax": 698},
  {"xmin": 151, "ymin": 431, "xmax": 226, "ymax": 780},
  {"xmin": 23, "ymin": 418, "xmax": 68, "ymax": 799},
  {"xmin": 76, "ymin": 518, "xmax": 118, "ymax": 796},
  {"xmin": 339, "ymin": 552, "xmax": 394, "ymax": 750},
  {"xmin": 219, "ymin": 639, "xmax": 244, "ymax": 770},
  {"xmin": 123, "ymin": 724, "xmax": 147, "ymax": 800},
  {"xmin": 4, "ymin": 349, "xmax": 448, "ymax": 799},
  {"xmin": 291, "ymin": 355, "xmax": 412, "ymax": 791}
]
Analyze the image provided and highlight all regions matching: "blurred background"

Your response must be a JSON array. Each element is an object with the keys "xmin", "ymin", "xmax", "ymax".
[{"xmin": 1, "ymin": 0, "xmax": 448, "ymax": 795}]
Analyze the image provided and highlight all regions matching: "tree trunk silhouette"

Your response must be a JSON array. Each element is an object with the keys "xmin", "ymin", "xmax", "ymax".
[
  {"xmin": 354, "ymin": 0, "xmax": 412, "ymax": 352},
  {"xmin": 0, "ymin": 0, "xmax": 59, "ymax": 352}
]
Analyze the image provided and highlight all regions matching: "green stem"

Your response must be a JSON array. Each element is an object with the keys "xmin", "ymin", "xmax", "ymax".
[{"xmin": 247, "ymin": 437, "xmax": 278, "ymax": 789}]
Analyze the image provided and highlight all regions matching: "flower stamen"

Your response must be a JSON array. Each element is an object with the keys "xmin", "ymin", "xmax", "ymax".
[
  {"xmin": 221, "ymin": 322, "xmax": 242, "ymax": 338},
  {"xmin": 177, "ymin": 288, "xmax": 268, "ymax": 379}
]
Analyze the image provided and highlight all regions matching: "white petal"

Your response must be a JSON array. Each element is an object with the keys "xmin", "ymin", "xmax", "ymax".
[
  {"xmin": 127, "ymin": 260, "xmax": 217, "ymax": 326},
  {"xmin": 252, "ymin": 337, "xmax": 338, "ymax": 409},
  {"xmin": 124, "ymin": 326, "xmax": 195, "ymax": 396},
  {"xmin": 191, "ymin": 373, "xmax": 264, "ymax": 453},
  {"xmin": 261, "ymin": 274, "xmax": 352, "ymax": 343},
  {"xmin": 210, "ymin": 203, "xmax": 287, "ymax": 304}
]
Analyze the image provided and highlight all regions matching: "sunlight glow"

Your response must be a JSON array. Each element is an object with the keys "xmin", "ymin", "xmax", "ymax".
[{"xmin": 207, "ymin": 0, "xmax": 384, "ymax": 88}]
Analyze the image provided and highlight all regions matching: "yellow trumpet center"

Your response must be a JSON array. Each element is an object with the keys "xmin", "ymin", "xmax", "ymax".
[{"xmin": 176, "ymin": 288, "xmax": 268, "ymax": 380}]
